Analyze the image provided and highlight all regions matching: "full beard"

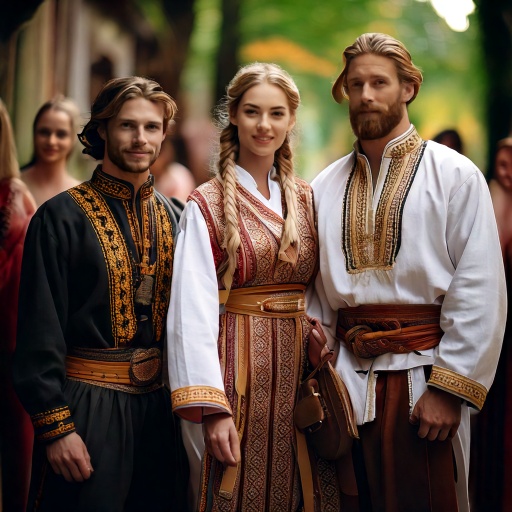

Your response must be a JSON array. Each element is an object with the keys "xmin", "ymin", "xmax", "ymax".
[{"xmin": 350, "ymin": 97, "xmax": 404, "ymax": 141}]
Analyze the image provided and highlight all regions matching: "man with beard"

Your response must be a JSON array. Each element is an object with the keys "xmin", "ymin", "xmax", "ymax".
[
  {"xmin": 13, "ymin": 76, "xmax": 188, "ymax": 511},
  {"xmin": 306, "ymin": 33, "xmax": 506, "ymax": 511}
]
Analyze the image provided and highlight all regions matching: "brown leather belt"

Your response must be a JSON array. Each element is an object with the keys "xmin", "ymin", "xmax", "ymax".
[
  {"xmin": 66, "ymin": 347, "xmax": 162, "ymax": 388},
  {"xmin": 336, "ymin": 304, "xmax": 443, "ymax": 358}
]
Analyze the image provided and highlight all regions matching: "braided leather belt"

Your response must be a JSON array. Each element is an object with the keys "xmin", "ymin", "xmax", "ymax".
[{"xmin": 336, "ymin": 304, "xmax": 443, "ymax": 358}]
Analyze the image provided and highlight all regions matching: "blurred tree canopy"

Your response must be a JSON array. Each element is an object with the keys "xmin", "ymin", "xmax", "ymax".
[
  {"xmin": 4, "ymin": 0, "xmax": 510, "ymax": 181},
  {"xmin": 178, "ymin": 0, "xmax": 506, "ymax": 179}
]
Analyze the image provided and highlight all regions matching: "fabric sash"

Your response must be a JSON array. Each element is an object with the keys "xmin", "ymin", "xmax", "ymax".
[{"xmin": 336, "ymin": 304, "xmax": 443, "ymax": 358}]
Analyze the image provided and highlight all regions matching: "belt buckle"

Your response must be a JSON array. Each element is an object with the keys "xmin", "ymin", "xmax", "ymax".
[
  {"xmin": 129, "ymin": 347, "xmax": 162, "ymax": 386},
  {"xmin": 259, "ymin": 296, "xmax": 305, "ymax": 313}
]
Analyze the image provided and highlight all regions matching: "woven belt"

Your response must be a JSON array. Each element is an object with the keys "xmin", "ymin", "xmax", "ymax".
[
  {"xmin": 219, "ymin": 283, "xmax": 306, "ymax": 318},
  {"xmin": 336, "ymin": 304, "xmax": 443, "ymax": 358},
  {"xmin": 66, "ymin": 347, "xmax": 162, "ymax": 388}
]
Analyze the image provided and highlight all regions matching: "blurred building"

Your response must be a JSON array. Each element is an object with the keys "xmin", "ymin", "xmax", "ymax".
[{"xmin": 3, "ymin": 0, "xmax": 158, "ymax": 179}]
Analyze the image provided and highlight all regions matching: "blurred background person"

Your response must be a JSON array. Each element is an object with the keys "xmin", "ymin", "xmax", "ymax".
[
  {"xmin": 151, "ymin": 122, "xmax": 196, "ymax": 203},
  {"xmin": 20, "ymin": 95, "xmax": 82, "ymax": 207},
  {"xmin": 432, "ymin": 128, "xmax": 464, "ymax": 154},
  {"xmin": 489, "ymin": 137, "xmax": 512, "ymax": 258},
  {"xmin": 471, "ymin": 136, "xmax": 512, "ymax": 511},
  {"xmin": 0, "ymin": 97, "xmax": 36, "ymax": 512}
]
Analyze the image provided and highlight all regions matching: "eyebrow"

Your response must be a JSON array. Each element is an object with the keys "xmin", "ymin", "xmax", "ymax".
[
  {"xmin": 242, "ymin": 102, "xmax": 287, "ymax": 110},
  {"xmin": 117, "ymin": 117, "xmax": 163, "ymax": 126}
]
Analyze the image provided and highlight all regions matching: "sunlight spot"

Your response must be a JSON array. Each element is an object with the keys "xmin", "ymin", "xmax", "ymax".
[{"xmin": 420, "ymin": 0, "xmax": 475, "ymax": 32}]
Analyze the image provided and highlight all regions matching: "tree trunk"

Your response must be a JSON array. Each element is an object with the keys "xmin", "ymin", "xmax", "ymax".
[
  {"xmin": 476, "ymin": 0, "xmax": 512, "ymax": 179},
  {"xmin": 214, "ymin": 0, "xmax": 241, "ymax": 105}
]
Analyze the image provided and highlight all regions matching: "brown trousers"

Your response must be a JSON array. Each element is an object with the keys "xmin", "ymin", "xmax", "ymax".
[{"xmin": 353, "ymin": 371, "xmax": 459, "ymax": 512}]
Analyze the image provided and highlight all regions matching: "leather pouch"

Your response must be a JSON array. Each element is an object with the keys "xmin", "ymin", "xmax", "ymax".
[{"xmin": 294, "ymin": 353, "xmax": 359, "ymax": 460}]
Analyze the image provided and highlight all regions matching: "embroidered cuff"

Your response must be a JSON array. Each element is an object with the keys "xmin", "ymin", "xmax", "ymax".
[
  {"xmin": 171, "ymin": 386, "xmax": 232, "ymax": 422},
  {"xmin": 31, "ymin": 406, "xmax": 76, "ymax": 442},
  {"xmin": 428, "ymin": 365, "xmax": 487, "ymax": 410}
]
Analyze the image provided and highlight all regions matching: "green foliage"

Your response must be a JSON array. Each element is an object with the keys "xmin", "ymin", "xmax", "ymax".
[{"xmin": 184, "ymin": 0, "xmax": 487, "ymax": 179}]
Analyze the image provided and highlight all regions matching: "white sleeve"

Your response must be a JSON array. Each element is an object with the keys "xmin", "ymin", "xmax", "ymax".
[
  {"xmin": 166, "ymin": 200, "xmax": 229, "ymax": 419},
  {"xmin": 432, "ymin": 171, "xmax": 507, "ymax": 408}
]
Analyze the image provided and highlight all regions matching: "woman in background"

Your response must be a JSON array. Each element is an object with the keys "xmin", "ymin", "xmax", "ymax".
[
  {"xmin": 167, "ymin": 62, "xmax": 347, "ymax": 511},
  {"xmin": 0, "ymin": 98, "xmax": 36, "ymax": 512},
  {"xmin": 21, "ymin": 95, "xmax": 81, "ymax": 206}
]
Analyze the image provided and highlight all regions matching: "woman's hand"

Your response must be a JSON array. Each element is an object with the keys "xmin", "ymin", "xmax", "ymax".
[
  {"xmin": 204, "ymin": 413, "xmax": 241, "ymax": 467},
  {"xmin": 307, "ymin": 316, "xmax": 332, "ymax": 368}
]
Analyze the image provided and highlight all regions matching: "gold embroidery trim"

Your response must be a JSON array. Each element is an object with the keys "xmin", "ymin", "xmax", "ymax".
[
  {"xmin": 171, "ymin": 386, "xmax": 232, "ymax": 413},
  {"xmin": 37, "ymin": 422, "xmax": 76, "ymax": 441},
  {"xmin": 342, "ymin": 131, "xmax": 425, "ymax": 273},
  {"xmin": 428, "ymin": 365, "xmax": 487, "ymax": 410},
  {"xmin": 31, "ymin": 408, "xmax": 71, "ymax": 428},
  {"xmin": 91, "ymin": 170, "xmax": 132, "ymax": 199},
  {"xmin": 68, "ymin": 184, "xmax": 137, "ymax": 346},
  {"xmin": 153, "ymin": 199, "xmax": 174, "ymax": 341}
]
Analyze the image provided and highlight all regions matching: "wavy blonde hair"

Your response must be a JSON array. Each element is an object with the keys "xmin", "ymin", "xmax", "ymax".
[
  {"xmin": 214, "ymin": 62, "xmax": 301, "ymax": 290},
  {"xmin": 0, "ymin": 98, "xmax": 20, "ymax": 180}
]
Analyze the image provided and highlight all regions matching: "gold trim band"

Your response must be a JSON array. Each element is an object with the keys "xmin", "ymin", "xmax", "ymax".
[{"xmin": 428, "ymin": 365, "xmax": 487, "ymax": 410}]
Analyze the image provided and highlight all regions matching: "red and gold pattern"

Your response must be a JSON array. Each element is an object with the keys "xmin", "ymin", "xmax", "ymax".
[{"xmin": 189, "ymin": 178, "xmax": 337, "ymax": 511}]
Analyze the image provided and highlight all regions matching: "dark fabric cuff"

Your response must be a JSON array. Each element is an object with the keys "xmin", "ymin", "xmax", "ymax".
[{"xmin": 31, "ymin": 405, "xmax": 76, "ymax": 442}]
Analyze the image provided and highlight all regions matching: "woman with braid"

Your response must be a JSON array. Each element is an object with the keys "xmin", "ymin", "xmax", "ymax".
[{"xmin": 167, "ymin": 63, "xmax": 344, "ymax": 511}]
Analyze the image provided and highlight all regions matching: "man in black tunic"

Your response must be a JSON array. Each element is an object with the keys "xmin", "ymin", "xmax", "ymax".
[{"xmin": 13, "ymin": 76, "xmax": 188, "ymax": 511}]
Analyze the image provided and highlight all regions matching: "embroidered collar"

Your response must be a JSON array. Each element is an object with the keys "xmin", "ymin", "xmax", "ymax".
[
  {"xmin": 354, "ymin": 125, "xmax": 423, "ymax": 160},
  {"xmin": 90, "ymin": 166, "xmax": 155, "ymax": 201}
]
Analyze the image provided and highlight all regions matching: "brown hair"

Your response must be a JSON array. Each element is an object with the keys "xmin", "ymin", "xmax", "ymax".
[
  {"xmin": 79, "ymin": 76, "xmax": 177, "ymax": 160},
  {"xmin": 22, "ymin": 94, "xmax": 81, "ymax": 168},
  {"xmin": 214, "ymin": 62, "xmax": 301, "ymax": 290},
  {"xmin": 332, "ymin": 32, "xmax": 423, "ymax": 105}
]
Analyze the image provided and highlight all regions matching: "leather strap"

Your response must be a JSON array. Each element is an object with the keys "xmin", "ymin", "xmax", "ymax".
[
  {"xmin": 219, "ymin": 315, "xmax": 250, "ymax": 499},
  {"xmin": 66, "ymin": 355, "xmax": 132, "ymax": 384},
  {"xmin": 296, "ymin": 428, "xmax": 315, "ymax": 512}
]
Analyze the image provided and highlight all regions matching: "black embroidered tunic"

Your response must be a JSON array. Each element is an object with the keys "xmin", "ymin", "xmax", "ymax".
[{"xmin": 13, "ymin": 167, "xmax": 179, "ymax": 442}]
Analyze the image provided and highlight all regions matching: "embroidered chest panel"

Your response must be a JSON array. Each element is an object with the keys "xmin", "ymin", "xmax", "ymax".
[
  {"xmin": 190, "ymin": 178, "xmax": 318, "ymax": 287},
  {"xmin": 68, "ymin": 183, "xmax": 174, "ymax": 346},
  {"xmin": 342, "ymin": 134, "xmax": 426, "ymax": 273}
]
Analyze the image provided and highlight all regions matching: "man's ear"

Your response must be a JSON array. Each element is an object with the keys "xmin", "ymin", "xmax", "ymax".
[
  {"xmin": 402, "ymin": 82, "xmax": 415, "ymax": 104},
  {"xmin": 97, "ymin": 124, "xmax": 106, "ymax": 141}
]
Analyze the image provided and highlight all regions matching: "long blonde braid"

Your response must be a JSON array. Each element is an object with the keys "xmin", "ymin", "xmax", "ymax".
[
  {"xmin": 215, "ymin": 61, "xmax": 301, "ymax": 288},
  {"xmin": 275, "ymin": 135, "xmax": 299, "ymax": 264},
  {"xmin": 217, "ymin": 125, "xmax": 240, "ymax": 290}
]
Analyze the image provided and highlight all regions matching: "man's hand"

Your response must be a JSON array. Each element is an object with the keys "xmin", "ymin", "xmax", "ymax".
[
  {"xmin": 46, "ymin": 432, "xmax": 93, "ymax": 482},
  {"xmin": 410, "ymin": 387, "xmax": 461, "ymax": 441},
  {"xmin": 203, "ymin": 413, "xmax": 240, "ymax": 467},
  {"xmin": 306, "ymin": 316, "xmax": 332, "ymax": 368}
]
